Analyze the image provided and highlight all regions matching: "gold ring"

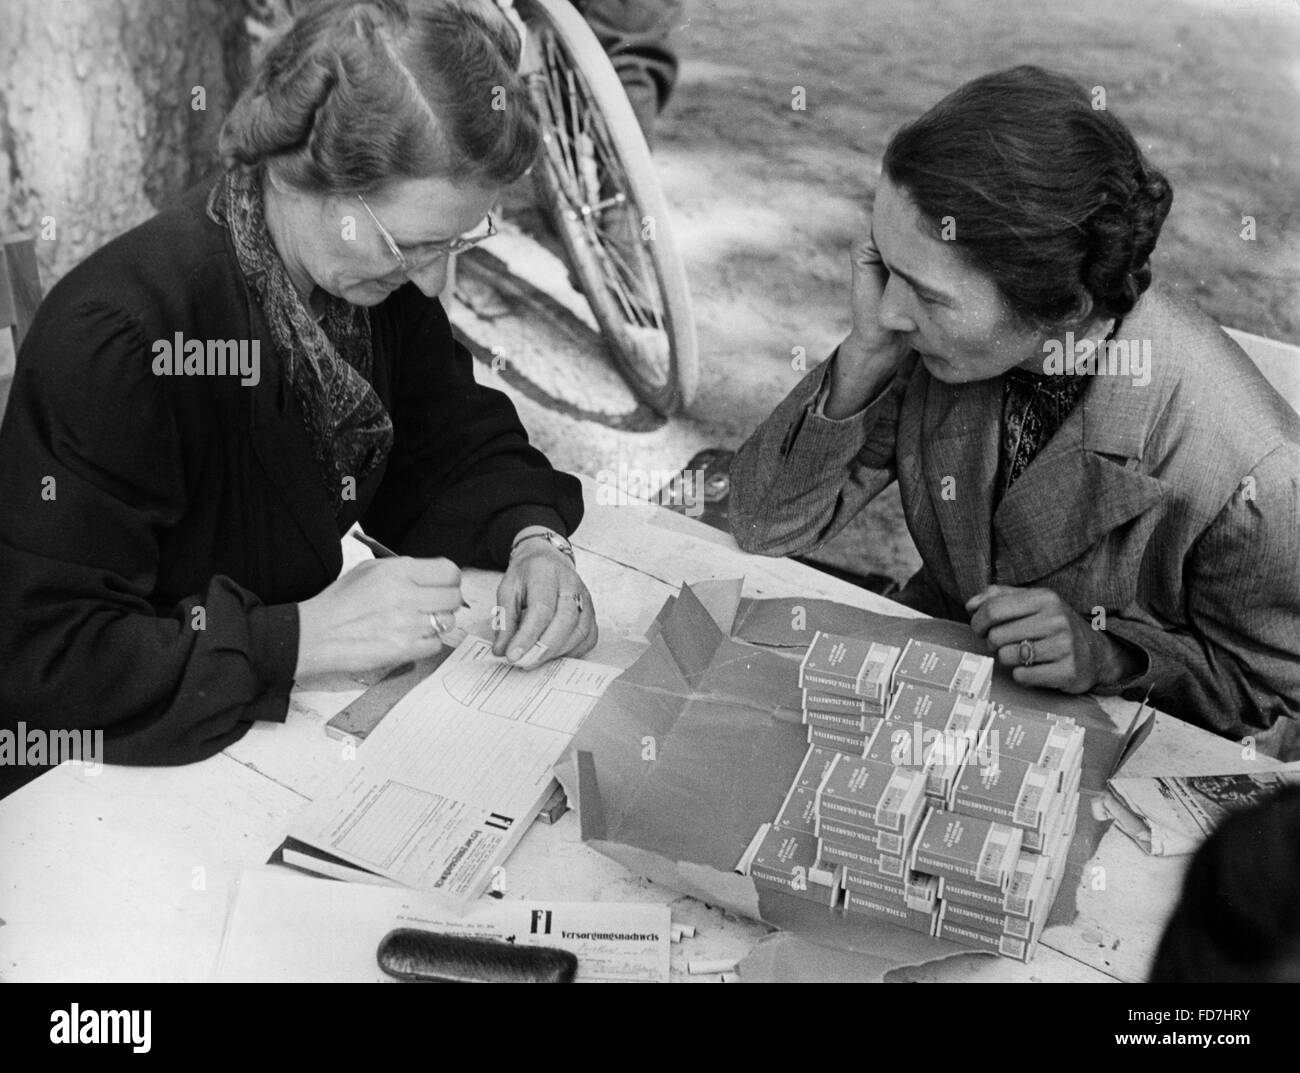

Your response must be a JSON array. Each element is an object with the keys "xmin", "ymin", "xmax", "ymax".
[
  {"xmin": 1018, "ymin": 639, "xmax": 1036, "ymax": 667},
  {"xmin": 573, "ymin": 593, "xmax": 584, "ymax": 614}
]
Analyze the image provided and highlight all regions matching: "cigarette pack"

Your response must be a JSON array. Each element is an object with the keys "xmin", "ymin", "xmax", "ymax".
[
  {"xmin": 748, "ymin": 825, "xmax": 840, "ymax": 906},
  {"xmin": 1021, "ymin": 779, "xmax": 1078, "ymax": 853},
  {"xmin": 805, "ymin": 708, "xmax": 885, "ymax": 736},
  {"xmin": 911, "ymin": 809, "xmax": 1023, "ymax": 891},
  {"xmin": 816, "ymin": 811, "xmax": 920, "ymax": 857},
  {"xmin": 798, "ymin": 632, "xmax": 901, "ymax": 705},
  {"xmin": 1057, "ymin": 792, "xmax": 1079, "ymax": 850},
  {"xmin": 734, "ymin": 822, "xmax": 770, "ymax": 875},
  {"xmin": 937, "ymin": 918, "xmax": 1032, "ymax": 961},
  {"xmin": 793, "ymin": 744, "xmax": 842, "ymax": 792},
  {"xmin": 1023, "ymin": 786, "xmax": 1080, "ymax": 861},
  {"xmin": 983, "ymin": 706, "xmax": 1084, "ymax": 792},
  {"xmin": 817, "ymin": 838, "xmax": 908, "ymax": 879},
  {"xmin": 986, "ymin": 700, "xmax": 1076, "ymax": 729},
  {"xmin": 844, "ymin": 890, "xmax": 939, "ymax": 935},
  {"xmin": 877, "ymin": 684, "xmax": 990, "ymax": 803},
  {"xmin": 815, "ymin": 754, "xmax": 928, "ymax": 834},
  {"xmin": 942, "ymin": 847, "xmax": 1052, "ymax": 920},
  {"xmin": 863, "ymin": 736, "xmax": 967, "ymax": 810},
  {"xmin": 843, "ymin": 868, "xmax": 941, "ymax": 912},
  {"xmin": 884, "ymin": 683, "xmax": 989, "ymax": 738},
  {"xmin": 951, "ymin": 754, "xmax": 1055, "ymax": 833},
  {"xmin": 894, "ymin": 639, "xmax": 993, "ymax": 699},
  {"xmin": 807, "ymin": 724, "xmax": 870, "ymax": 757},
  {"xmin": 941, "ymin": 897, "xmax": 1040, "ymax": 941},
  {"xmin": 773, "ymin": 783, "xmax": 819, "ymax": 836},
  {"xmin": 803, "ymin": 689, "xmax": 887, "ymax": 716}
]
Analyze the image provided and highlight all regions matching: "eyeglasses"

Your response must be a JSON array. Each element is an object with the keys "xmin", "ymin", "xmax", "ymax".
[{"xmin": 356, "ymin": 194, "xmax": 497, "ymax": 271}]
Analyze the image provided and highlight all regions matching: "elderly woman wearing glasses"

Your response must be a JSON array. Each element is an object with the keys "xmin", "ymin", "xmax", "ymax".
[{"xmin": 0, "ymin": 0, "xmax": 596, "ymax": 790}]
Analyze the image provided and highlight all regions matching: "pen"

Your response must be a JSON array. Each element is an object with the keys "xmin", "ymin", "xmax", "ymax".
[
  {"xmin": 350, "ymin": 531, "xmax": 398, "ymax": 558},
  {"xmin": 350, "ymin": 531, "xmax": 471, "ymax": 610}
]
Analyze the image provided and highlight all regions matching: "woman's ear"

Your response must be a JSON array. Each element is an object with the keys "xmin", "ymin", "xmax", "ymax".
[
  {"xmin": 1064, "ymin": 288, "xmax": 1096, "ymax": 334},
  {"xmin": 264, "ymin": 163, "xmax": 289, "ymax": 193}
]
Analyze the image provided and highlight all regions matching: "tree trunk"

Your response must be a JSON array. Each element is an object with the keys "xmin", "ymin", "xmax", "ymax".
[{"xmin": 0, "ymin": 0, "xmax": 248, "ymax": 292}]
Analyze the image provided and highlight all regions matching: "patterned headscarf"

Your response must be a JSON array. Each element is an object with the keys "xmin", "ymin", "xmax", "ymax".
[{"xmin": 207, "ymin": 169, "xmax": 394, "ymax": 516}]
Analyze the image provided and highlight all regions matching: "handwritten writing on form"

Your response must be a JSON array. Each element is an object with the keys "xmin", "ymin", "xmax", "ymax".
[{"xmin": 288, "ymin": 637, "xmax": 620, "ymax": 904}]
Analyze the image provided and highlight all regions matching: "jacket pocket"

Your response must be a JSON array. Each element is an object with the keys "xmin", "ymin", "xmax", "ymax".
[{"xmin": 1028, "ymin": 505, "xmax": 1164, "ymax": 615}]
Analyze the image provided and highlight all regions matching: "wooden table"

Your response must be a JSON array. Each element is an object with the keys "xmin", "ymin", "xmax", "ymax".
[{"xmin": 0, "ymin": 477, "xmax": 1283, "ymax": 983}]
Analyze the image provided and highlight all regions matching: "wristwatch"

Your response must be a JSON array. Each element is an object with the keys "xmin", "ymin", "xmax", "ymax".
[{"xmin": 509, "ymin": 528, "xmax": 575, "ymax": 564}]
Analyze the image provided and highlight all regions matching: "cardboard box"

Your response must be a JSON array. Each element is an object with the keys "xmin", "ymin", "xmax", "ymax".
[
  {"xmin": 798, "ymin": 632, "xmax": 901, "ymax": 705},
  {"xmin": 951, "ymin": 754, "xmax": 1055, "ymax": 833},
  {"xmin": 748, "ymin": 825, "xmax": 840, "ymax": 906},
  {"xmin": 894, "ymin": 639, "xmax": 993, "ymax": 699},
  {"xmin": 815, "ymin": 754, "xmax": 928, "ymax": 834},
  {"xmin": 911, "ymin": 809, "xmax": 1023, "ymax": 891}
]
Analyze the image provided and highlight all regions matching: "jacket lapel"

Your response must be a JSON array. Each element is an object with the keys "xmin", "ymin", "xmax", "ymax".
[
  {"xmin": 992, "ymin": 366, "xmax": 1168, "ymax": 586},
  {"xmin": 914, "ymin": 375, "xmax": 1003, "ymax": 600}
]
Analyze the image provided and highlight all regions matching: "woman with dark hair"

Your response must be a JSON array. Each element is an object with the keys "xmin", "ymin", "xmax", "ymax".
[
  {"xmin": 0, "ymin": 0, "xmax": 596, "ymax": 792},
  {"xmin": 731, "ymin": 66, "xmax": 1300, "ymax": 744}
]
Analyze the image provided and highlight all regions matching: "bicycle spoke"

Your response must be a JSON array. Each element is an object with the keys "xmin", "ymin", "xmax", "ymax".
[{"xmin": 528, "ymin": 21, "xmax": 673, "ymax": 379}]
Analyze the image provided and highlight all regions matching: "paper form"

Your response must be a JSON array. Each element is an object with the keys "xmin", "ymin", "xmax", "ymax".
[
  {"xmin": 287, "ymin": 637, "xmax": 619, "ymax": 903},
  {"xmin": 213, "ymin": 867, "xmax": 670, "ymax": 982}
]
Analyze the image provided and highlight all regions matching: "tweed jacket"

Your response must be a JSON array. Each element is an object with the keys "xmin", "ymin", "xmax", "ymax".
[{"xmin": 730, "ymin": 285, "xmax": 1300, "ymax": 740}]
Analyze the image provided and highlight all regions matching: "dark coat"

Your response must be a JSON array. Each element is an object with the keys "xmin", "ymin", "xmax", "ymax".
[{"xmin": 0, "ymin": 179, "xmax": 582, "ymax": 794}]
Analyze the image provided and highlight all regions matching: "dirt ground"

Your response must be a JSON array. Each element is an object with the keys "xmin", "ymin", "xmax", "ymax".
[{"xmin": 459, "ymin": 0, "xmax": 1300, "ymax": 588}]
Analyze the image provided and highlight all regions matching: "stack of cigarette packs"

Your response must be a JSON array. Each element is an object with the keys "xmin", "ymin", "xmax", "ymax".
[{"xmin": 742, "ymin": 631, "xmax": 1086, "ymax": 962}]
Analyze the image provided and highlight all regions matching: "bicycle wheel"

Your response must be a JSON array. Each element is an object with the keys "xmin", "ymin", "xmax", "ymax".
[{"xmin": 518, "ymin": 0, "xmax": 699, "ymax": 415}]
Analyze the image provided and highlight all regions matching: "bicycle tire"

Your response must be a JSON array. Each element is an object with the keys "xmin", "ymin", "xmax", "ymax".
[{"xmin": 518, "ymin": 0, "xmax": 699, "ymax": 414}]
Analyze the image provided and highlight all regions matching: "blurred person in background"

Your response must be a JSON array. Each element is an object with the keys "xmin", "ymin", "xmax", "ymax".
[
  {"xmin": 574, "ymin": 0, "xmax": 683, "ymax": 147},
  {"xmin": 1150, "ymin": 783, "xmax": 1300, "ymax": 982}
]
